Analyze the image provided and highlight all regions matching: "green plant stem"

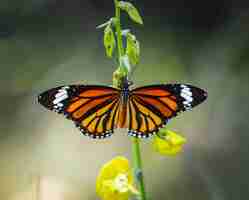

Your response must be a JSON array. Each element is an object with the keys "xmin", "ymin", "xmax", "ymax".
[
  {"xmin": 113, "ymin": 1, "xmax": 147, "ymax": 199},
  {"xmin": 114, "ymin": 0, "xmax": 125, "ymax": 61},
  {"xmin": 132, "ymin": 138, "xmax": 147, "ymax": 200}
]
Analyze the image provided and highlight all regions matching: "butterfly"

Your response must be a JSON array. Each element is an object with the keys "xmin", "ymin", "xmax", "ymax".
[{"xmin": 38, "ymin": 82, "xmax": 207, "ymax": 139}]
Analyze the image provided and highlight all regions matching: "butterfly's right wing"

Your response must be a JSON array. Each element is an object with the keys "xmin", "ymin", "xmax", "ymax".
[
  {"xmin": 38, "ymin": 85, "xmax": 121, "ymax": 139},
  {"xmin": 128, "ymin": 84, "xmax": 207, "ymax": 138}
]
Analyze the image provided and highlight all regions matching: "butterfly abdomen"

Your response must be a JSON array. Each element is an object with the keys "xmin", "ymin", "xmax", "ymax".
[{"xmin": 117, "ymin": 88, "xmax": 129, "ymax": 128}]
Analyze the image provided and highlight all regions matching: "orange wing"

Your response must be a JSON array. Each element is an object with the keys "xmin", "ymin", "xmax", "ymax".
[
  {"xmin": 38, "ymin": 85, "xmax": 121, "ymax": 139},
  {"xmin": 128, "ymin": 84, "xmax": 207, "ymax": 138}
]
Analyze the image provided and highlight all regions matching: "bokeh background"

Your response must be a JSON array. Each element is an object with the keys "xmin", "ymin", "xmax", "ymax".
[{"xmin": 1, "ymin": 0, "xmax": 249, "ymax": 199}]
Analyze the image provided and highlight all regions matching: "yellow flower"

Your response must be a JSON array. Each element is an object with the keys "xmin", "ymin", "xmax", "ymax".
[
  {"xmin": 96, "ymin": 156, "xmax": 139, "ymax": 200},
  {"xmin": 153, "ymin": 129, "xmax": 187, "ymax": 156}
]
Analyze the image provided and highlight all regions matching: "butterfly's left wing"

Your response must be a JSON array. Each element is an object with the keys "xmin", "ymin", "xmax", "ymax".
[
  {"xmin": 38, "ymin": 85, "xmax": 121, "ymax": 139},
  {"xmin": 128, "ymin": 84, "xmax": 207, "ymax": 138}
]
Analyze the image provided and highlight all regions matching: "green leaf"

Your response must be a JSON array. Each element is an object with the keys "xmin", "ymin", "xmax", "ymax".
[
  {"xmin": 118, "ymin": 1, "xmax": 143, "ymax": 25},
  {"xmin": 126, "ymin": 32, "xmax": 140, "ymax": 65},
  {"xmin": 104, "ymin": 24, "xmax": 116, "ymax": 58}
]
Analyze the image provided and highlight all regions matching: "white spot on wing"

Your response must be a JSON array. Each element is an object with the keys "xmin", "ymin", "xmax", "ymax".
[
  {"xmin": 185, "ymin": 95, "xmax": 193, "ymax": 102},
  {"xmin": 52, "ymin": 87, "xmax": 70, "ymax": 111},
  {"xmin": 53, "ymin": 93, "xmax": 68, "ymax": 104},
  {"xmin": 180, "ymin": 85, "xmax": 193, "ymax": 110},
  {"xmin": 55, "ymin": 90, "xmax": 67, "ymax": 98},
  {"xmin": 57, "ymin": 103, "xmax": 64, "ymax": 107},
  {"xmin": 181, "ymin": 89, "xmax": 192, "ymax": 96}
]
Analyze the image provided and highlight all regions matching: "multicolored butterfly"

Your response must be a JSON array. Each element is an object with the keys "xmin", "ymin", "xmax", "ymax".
[{"xmin": 38, "ymin": 82, "xmax": 207, "ymax": 139}]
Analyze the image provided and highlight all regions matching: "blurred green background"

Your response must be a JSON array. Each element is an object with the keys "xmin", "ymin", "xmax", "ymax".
[{"xmin": 1, "ymin": 0, "xmax": 249, "ymax": 199}]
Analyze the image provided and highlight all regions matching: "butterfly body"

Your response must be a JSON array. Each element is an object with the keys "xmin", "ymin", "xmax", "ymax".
[{"xmin": 38, "ymin": 83, "xmax": 207, "ymax": 139}]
